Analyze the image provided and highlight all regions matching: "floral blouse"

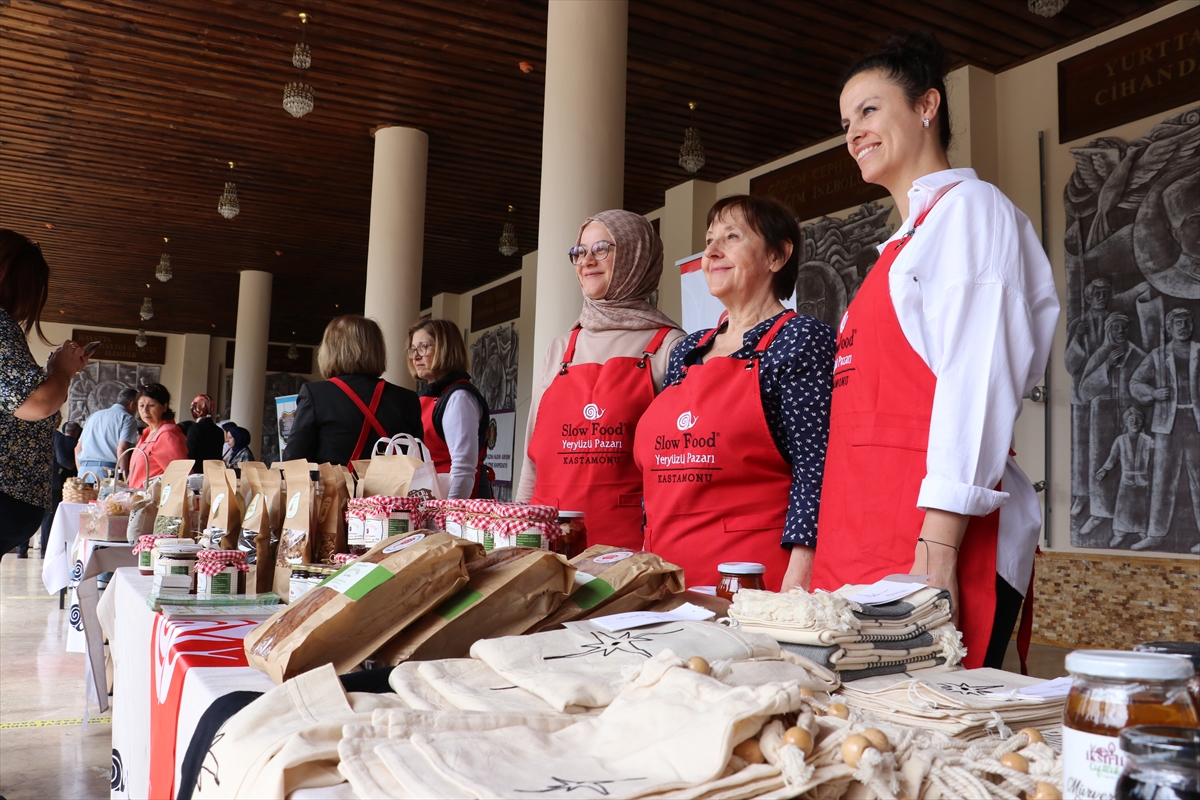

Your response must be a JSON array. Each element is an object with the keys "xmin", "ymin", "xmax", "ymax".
[{"xmin": 0, "ymin": 307, "xmax": 58, "ymax": 509}]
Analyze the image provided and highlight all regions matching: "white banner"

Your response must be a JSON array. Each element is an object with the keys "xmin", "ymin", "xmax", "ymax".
[
  {"xmin": 485, "ymin": 409, "xmax": 517, "ymax": 484},
  {"xmin": 678, "ymin": 253, "xmax": 796, "ymax": 335},
  {"xmin": 275, "ymin": 394, "xmax": 298, "ymax": 458}
]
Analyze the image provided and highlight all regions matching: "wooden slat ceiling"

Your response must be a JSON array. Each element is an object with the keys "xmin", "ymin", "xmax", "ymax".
[{"xmin": 1, "ymin": 0, "xmax": 1165, "ymax": 344}]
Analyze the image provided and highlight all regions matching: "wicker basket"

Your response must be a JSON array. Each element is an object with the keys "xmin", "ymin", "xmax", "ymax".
[{"xmin": 63, "ymin": 472, "xmax": 100, "ymax": 504}]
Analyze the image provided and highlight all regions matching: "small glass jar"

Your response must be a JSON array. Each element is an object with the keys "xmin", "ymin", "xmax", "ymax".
[
  {"xmin": 715, "ymin": 562, "xmax": 766, "ymax": 601},
  {"xmin": 195, "ymin": 550, "xmax": 247, "ymax": 596},
  {"xmin": 1115, "ymin": 726, "xmax": 1200, "ymax": 800},
  {"xmin": 1136, "ymin": 642, "xmax": 1200, "ymax": 716},
  {"xmin": 1064, "ymin": 650, "xmax": 1198, "ymax": 800},
  {"xmin": 155, "ymin": 543, "xmax": 203, "ymax": 593},
  {"xmin": 556, "ymin": 511, "xmax": 587, "ymax": 559}
]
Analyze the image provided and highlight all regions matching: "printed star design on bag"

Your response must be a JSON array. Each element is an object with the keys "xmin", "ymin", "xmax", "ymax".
[
  {"xmin": 543, "ymin": 628, "xmax": 683, "ymax": 660},
  {"xmin": 935, "ymin": 681, "xmax": 1005, "ymax": 697},
  {"xmin": 516, "ymin": 775, "xmax": 645, "ymax": 795}
]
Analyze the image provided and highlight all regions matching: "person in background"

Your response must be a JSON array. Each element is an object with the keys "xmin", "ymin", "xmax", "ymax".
[
  {"xmin": 126, "ymin": 383, "xmax": 188, "ymax": 489},
  {"xmin": 219, "ymin": 420, "xmax": 237, "ymax": 459},
  {"xmin": 634, "ymin": 195, "xmax": 834, "ymax": 591},
  {"xmin": 1, "ymin": 229, "xmax": 90, "ymax": 556},
  {"xmin": 224, "ymin": 426, "xmax": 254, "ymax": 466},
  {"xmin": 812, "ymin": 31, "xmax": 1058, "ymax": 670},
  {"xmin": 186, "ymin": 394, "xmax": 226, "ymax": 471},
  {"xmin": 75, "ymin": 386, "xmax": 138, "ymax": 479},
  {"xmin": 518, "ymin": 210, "xmax": 684, "ymax": 550},
  {"xmin": 283, "ymin": 314, "xmax": 422, "ymax": 467},
  {"xmin": 407, "ymin": 318, "xmax": 491, "ymax": 499},
  {"xmin": 21, "ymin": 421, "xmax": 82, "ymax": 558}
]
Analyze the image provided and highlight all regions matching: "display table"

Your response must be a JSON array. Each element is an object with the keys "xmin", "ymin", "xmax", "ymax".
[
  {"xmin": 41, "ymin": 501, "xmax": 91, "ymax": 594},
  {"xmin": 100, "ymin": 568, "xmax": 274, "ymax": 800}
]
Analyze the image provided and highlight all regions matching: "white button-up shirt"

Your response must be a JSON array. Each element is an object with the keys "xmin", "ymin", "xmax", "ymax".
[{"xmin": 882, "ymin": 168, "xmax": 1059, "ymax": 593}]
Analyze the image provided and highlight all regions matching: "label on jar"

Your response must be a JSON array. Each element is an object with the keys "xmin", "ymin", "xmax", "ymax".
[
  {"xmin": 446, "ymin": 519, "xmax": 463, "ymax": 538},
  {"xmin": 198, "ymin": 570, "xmax": 233, "ymax": 595},
  {"xmin": 363, "ymin": 518, "xmax": 385, "ymax": 544},
  {"xmin": 387, "ymin": 512, "xmax": 410, "ymax": 538},
  {"xmin": 347, "ymin": 516, "xmax": 365, "ymax": 544},
  {"xmin": 1062, "ymin": 726, "xmax": 1123, "ymax": 800}
]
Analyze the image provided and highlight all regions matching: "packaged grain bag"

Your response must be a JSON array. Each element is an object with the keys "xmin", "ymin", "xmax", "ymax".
[
  {"xmin": 273, "ymin": 462, "xmax": 316, "ymax": 600},
  {"xmin": 153, "ymin": 460, "xmax": 195, "ymax": 539},
  {"xmin": 244, "ymin": 532, "xmax": 482, "ymax": 683},
  {"xmin": 375, "ymin": 547, "xmax": 574, "ymax": 665},
  {"xmin": 314, "ymin": 463, "xmax": 348, "ymax": 563},
  {"xmin": 199, "ymin": 460, "xmax": 228, "ymax": 529},
  {"xmin": 533, "ymin": 545, "xmax": 685, "ymax": 631}
]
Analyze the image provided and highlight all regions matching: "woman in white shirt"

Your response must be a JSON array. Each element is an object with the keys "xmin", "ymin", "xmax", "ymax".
[
  {"xmin": 409, "ymin": 319, "xmax": 491, "ymax": 499},
  {"xmin": 809, "ymin": 31, "xmax": 1059, "ymax": 670}
]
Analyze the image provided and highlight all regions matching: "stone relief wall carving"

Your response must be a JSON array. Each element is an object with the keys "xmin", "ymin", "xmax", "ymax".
[
  {"xmin": 1065, "ymin": 107, "xmax": 1199, "ymax": 554},
  {"xmin": 68, "ymin": 362, "xmax": 161, "ymax": 425},
  {"xmin": 796, "ymin": 201, "xmax": 895, "ymax": 330},
  {"xmin": 470, "ymin": 323, "xmax": 519, "ymax": 501}
]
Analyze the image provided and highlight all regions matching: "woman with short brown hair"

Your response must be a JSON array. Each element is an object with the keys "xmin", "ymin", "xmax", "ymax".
[
  {"xmin": 1, "ymin": 230, "xmax": 89, "ymax": 554},
  {"xmin": 282, "ymin": 314, "xmax": 422, "ymax": 467},
  {"xmin": 408, "ymin": 319, "xmax": 491, "ymax": 499}
]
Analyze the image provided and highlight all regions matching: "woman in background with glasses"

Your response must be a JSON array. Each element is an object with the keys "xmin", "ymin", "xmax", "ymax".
[
  {"xmin": 126, "ymin": 383, "xmax": 188, "ymax": 488},
  {"xmin": 516, "ymin": 210, "xmax": 684, "ymax": 550},
  {"xmin": 408, "ymin": 319, "xmax": 492, "ymax": 499}
]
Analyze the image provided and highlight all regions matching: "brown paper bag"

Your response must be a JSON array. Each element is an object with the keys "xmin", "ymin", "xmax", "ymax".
[
  {"xmin": 200, "ymin": 460, "xmax": 228, "ymax": 530},
  {"xmin": 315, "ymin": 463, "xmax": 348, "ymax": 564},
  {"xmin": 375, "ymin": 547, "xmax": 575, "ymax": 665},
  {"xmin": 244, "ymin": 532, "xmax": 482, "ymax": 683},
  {"xmin": 215, "ymin": 469, "xmax": 244, "ymax": 550},
  {"xmin": 153, "ymin": 460, "xmax": 194, "ymax": 539},
  {"xmin": 274, "ymin": 463, "xmax": 316, "ymax": 601},
  {"xmin": 533, "ymin": 545, "xmax": 685, "ymax": 631},
  {"xmin": 237, "ymin": 469, "xmax": 271, "ymax": 592},
  {"xmin": 359, "ymin": 456, "xmax": 419, "ymax": 498}
]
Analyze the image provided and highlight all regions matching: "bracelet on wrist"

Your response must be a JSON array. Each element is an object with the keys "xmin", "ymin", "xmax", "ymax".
[{"xmin": 917, "ymin": 537, "xmax": 960, "ymax": 552}]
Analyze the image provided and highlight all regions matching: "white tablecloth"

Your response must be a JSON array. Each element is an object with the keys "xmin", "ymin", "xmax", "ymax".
[
  {"xmin": 101, "ymin": 569, "xmax": 273, "ymax": 800},
  {"xmin": 41, "ymin": 501, "xmax": 91, "ymax": 594}
]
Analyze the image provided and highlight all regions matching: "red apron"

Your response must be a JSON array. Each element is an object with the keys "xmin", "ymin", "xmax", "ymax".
[
  {"xmin": 419, "ymin": 383, "xmax": 487, "ymax": 498},
  {"xmin": 634, "ymin": 312, "xmax": 795, "ymax": 591},
  {"xmin": 528, "ymin": 326, "xmax": 674, "ymax": 549},
  {"xmin": 329, "ymin": 377, "xmax": 387, "ymax": 472},
  {"xmin": 811, "ymin": 188, "xmax": 1000, "ymax": 669}
]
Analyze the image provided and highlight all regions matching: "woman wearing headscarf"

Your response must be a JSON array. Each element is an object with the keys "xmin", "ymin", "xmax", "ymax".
[
  {"xmin": 186, "ymin": 394, "xmax": 226, "ymax": 472},
  {"xmin": 516, "ymin": 210, "xmax": 684, "ymax": 549},
  {"xmin": 224, "ymin": 426, "xmax": 254, "ymax": 466}
]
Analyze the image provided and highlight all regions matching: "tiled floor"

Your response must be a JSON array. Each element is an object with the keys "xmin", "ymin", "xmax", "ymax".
[
  {"xmin": 0, "ymin": 549, "xmax": 1073, "ymax": 800},
  {"xmin": 0, "ymin": 552, "xmax": 110, "ymax": 800}
]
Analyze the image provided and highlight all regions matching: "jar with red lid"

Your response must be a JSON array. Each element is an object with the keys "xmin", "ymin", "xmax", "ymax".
[
  {"xmin": 556, "ymin": 511, "xmax": 587, "ymax": 559},
  {"xmin": 715, "ymin": 562, "xmax": 766, "ymax": 601}
]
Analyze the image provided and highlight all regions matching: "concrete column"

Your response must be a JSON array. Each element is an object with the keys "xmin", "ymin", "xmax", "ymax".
[
  {"xmin": 531, "ymin": 0, "xmax": 628, "ymax": 372},
  {"xmin": 178, "ymin": 334, "xmax": 211, "ymax": 417},
  {"xmin": 364, "ymin": 125, "xmax": 428, "ymax": 388},
  {"xmin": 659, "ymin": 179, "xmax": 717, "ymax": 325},
  {"xmin": 230, "ymin": 271, "xmax": 273, "ymax": 460}
]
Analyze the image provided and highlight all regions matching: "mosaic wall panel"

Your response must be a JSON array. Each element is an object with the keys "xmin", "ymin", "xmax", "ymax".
[{"xmin": 1026, "ymin": 550, "xmax": 1198, "ymax": 650}]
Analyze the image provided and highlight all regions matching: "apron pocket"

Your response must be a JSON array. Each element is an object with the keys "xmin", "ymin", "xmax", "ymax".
[
  {"xmin": 722, "ymin": 512, "xmax": 785, "ymax": 534},
  {"xmin": 617, "ymin": 493, "xmax": 643, "ymax": 508},
  {"xmin": 851, "ymin": 426, "xmax": 928, "ymax": 452}
]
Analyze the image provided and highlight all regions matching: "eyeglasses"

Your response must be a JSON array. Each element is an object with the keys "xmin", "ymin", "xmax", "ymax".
[
  {"xmin": 406, "ymin": 342, "xmax": 434, "ymax": 359},
  {"xmin": 568, "ymin": 241, "xmax": 616, "ymax": 266}
]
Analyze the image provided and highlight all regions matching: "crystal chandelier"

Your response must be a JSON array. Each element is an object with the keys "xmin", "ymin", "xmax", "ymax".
[
  {"xmin": 136, "ymin": 329, "xmax": 148, "ymax": 349},
  {"xmin": 283, "ymin": 81, "xmax": 314, "ymax": 118},
  {"xmin": 156, "ymin": 237, "xmax": 172, "ymax": 282},
  {"xmin": 1028, "ymin": 0, "xmax": 1068, "ymax": 16},
  {"xmin": 140, "ymin": 297, "xmax": 154, "ymax": 321},
  {"xmin": 218, "ymin": 162, "xmax": 239, "ymax": 219},
  {"xmin": 283, "ymin": 13, "xmax": 314, "ymax": 118},
  {"xmin": 499, "ymin": 205, "xmax": 518, "ymax": 257},
  {"xmin": 679, "ymin": 101, "xmax": 706, "ymax": 174}
]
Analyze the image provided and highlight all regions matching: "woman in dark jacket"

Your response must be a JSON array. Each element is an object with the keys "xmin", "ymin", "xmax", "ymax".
[
  {"xmin": 186, "ymin": 394, "xmax": 226, "ymax": 471},
  {"xmin": 282, "ymin": 315, "xmax": 422, "ymax": 468}
]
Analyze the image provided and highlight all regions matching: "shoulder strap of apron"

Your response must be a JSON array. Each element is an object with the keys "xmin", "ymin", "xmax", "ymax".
[
  {"xmin": 891, "ymin": 181, "xmax": 963, "ymax": 256},
  {"xmin": 329, "ymin": 377, "xmax": 387, "ymax": 470},
  {"xmin": 559, "ymin": 326, "xmax": 584, "ymax": 376},
  {"xmin": 743, "ymin": 310, "xmax": 797, "ymax": 370},
  {"xmin": 636, "ymin": 326, "xmax": 676, "ymax": 369}
]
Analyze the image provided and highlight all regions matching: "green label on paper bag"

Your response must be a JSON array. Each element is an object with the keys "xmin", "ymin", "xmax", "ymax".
[
  {"xmin": 322, "ymin": 562, "xmax": 392, "ymax": 601},
  {"xmin": 435, "ymin": 588, "xmax": 484, "ymax": 621},
  {"xmin": 572, "ymin": 578, "xmax": 616, "ymax": 610}
]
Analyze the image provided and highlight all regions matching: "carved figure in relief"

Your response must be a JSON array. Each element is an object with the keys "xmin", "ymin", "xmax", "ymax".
[
  {"xmin": 796, "ymin": 200, "xmax": 894, "ymax": 330},
  {"xmin": 1097, "ymin": 407, "xmax": 1154, "ymax": 548},
  {"xmin": 1065, "ymin": 106, "xmax": 1200, "ymax": 553}
]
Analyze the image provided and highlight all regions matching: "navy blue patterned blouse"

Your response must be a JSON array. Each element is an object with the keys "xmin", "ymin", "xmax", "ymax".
[{"xmin": 666, "ymin": 311, "xmax": 834, "ymax": 548}]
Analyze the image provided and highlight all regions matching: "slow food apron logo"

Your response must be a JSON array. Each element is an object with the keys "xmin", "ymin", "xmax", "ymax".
[
  {"xmin": 583, "ymin": 403, "xmax": 605, "ymax": 420},
  {"xmin": 676, "ymin": 411, "xmax": 699, "ymax": 431},
  {"xmin": 839, "ymin": 311, "xmax": 849, "ymax": 334}
]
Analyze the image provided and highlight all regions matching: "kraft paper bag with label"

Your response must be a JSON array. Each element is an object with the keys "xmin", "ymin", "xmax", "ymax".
[
  {"xmin": 359, "ymin": 435, "xmax": 446, "ymax": 501},
  {"xmin": 350, "ymin": 461, "xmax": 371, "ymax": 496},
  {"xmin": 199, "ymin": 459, "xmax": 227, "ymax": 529},
  {"xmin": 274, "ymin": 462, "xmax": 316, "ymax": 601},
  {"xmin": 244, "ymin": 532, "xmax": 483, "ymax": 683},
  {"xmin": 153, "ymin": 460, "xmax": 195, "ymax": 539},
  {"xmin": 212, "ymin": 469, "xmax": 244, "ymax": 550},
  {"xmin": 375, "ymin": 547, "xmax": 575, "ymax": 665},
  {"xmin": 314, "ymin": 463, "xmax": 349, "ymax": 563},
  {"xmin": 237, "ymin": 468, "xmax": 272, "ymax": 592},
  {"xmin": 256, "ymin": 468, "xmax": 284, "ymax": 592},
  {"xmin": 534, "ymin": 545, "xmax": 685, "ymax": 631}
]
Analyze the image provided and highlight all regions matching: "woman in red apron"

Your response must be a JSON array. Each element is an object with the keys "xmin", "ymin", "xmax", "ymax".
[
  {"xmin": 635, "ymin": 195, "xmax": 835, "ymax": 591},
  {"xmin": 517, "ymin": 210, "xmax": 684, "ymax": 549},
  {"xmin": 811, "ymin": 32, "xmax": 1058, "ymax": 669},
  {"xmin": 407, "ymin": 318, "xmax": 491, "ymax": 499}
]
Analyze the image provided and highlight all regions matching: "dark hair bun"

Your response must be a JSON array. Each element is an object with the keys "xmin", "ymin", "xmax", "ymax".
[{"xmin": 840, "ymin": 30, "xmax": 953, "ymax": 152}]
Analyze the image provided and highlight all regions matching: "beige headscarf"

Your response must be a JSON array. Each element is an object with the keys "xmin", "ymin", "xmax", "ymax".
[{"xmin": 575, "ymin": 209, "xmax": 681, "ymax": 332}]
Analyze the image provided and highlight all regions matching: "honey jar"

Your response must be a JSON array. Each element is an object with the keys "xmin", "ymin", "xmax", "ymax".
[
  {"xmin": 1063, "ymin": 650, "xmax": 1197, "ymax": 800},
  {"xmin": 716, "ymin": 562, "xmax": 766, "ymax": 601}
]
